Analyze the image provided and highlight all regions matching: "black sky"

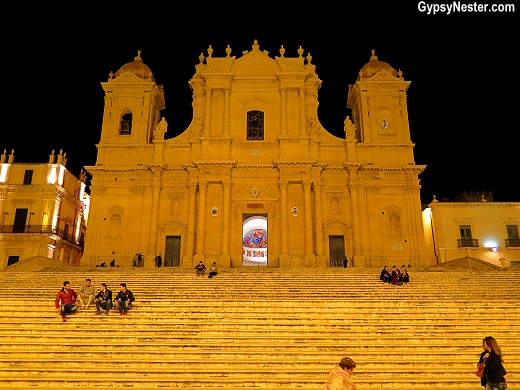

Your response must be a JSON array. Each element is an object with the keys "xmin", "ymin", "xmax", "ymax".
[{"xmin": 2, "ymin": 4, "xmax": 518, "ymax": 204}]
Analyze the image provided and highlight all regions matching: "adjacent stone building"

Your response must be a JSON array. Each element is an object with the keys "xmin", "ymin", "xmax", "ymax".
[
  {"xmin": 0, "ymin": 149, "xmax": 89, "ymax": 269},
  {"xmin": 82, "ymin": 42, "xmax": 428, "ymax": 268},
  {"xmin": 422, "ymin": 192, "xmax": 520, "ymax": 267}
]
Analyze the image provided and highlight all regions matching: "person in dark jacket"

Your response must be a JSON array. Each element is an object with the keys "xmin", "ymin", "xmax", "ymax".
[
  {"xmin": 479, "ymin": 336, "xmax": 507, "ymax": 389},
  {"xmin": 55, "ymin": 281, "xmax": 78, "ymax": 322},
  {"xmin": 94, "ymin": 283, "xmax": 112, "ymax": 315},
  {"xmin": 113, "ymin": 283, "xmax": 135, "ymax": 316},
  {"xmin": 194, "ymin": 261, "xmax": 206, "ymax": 277}
]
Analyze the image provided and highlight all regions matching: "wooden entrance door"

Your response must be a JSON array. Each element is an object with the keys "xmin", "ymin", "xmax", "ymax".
[
  {"xmin": 164, "ymin": 236, "xmax": 181, "ymax": 267},
  {"xmin": 329, "ymin": 235, "xmax": 345, "ymax": 267}
]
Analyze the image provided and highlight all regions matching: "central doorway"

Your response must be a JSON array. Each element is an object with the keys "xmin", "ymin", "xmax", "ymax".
[
  {"xmin": 329, "ymin": 235, "xmax": 345, "ymax": 267},
  {"xmin": 242, "ymin": 214, "xmax": 267, "ymax": 266},
  {"xmin": 164, "ymin": 236, "xmax": 181, "ymax": 267}
]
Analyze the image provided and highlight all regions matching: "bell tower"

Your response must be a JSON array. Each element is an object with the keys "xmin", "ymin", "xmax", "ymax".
[
  {"xmin": 96, "ymin": 51, "xmax": 165, "ymax": 166},
  {"xmin": 347, "ymin": 50, "xmax": 414, "ymax": 165}
]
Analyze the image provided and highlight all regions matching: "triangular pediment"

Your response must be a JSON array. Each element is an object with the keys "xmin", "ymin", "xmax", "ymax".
[
  {"xmin": 203, "ymin": 57, "xmax": 236, "ymax": 74},
  {"xmin": 159, "ymin": 219, "xmax": 187, "ymax": 229},
  {"xmin": 275, "ymin": 57, "xmax": 308, "ymax": 74},
  {"xmin": 231, "ymin": 51, "xmax": 280, "ymax": 77},
  {"xmin": 108, "ymin": 205, "xmax": 125, "ymax": 214},
  {"xmin": 365, "ymin": 70, "xmax": 400, "ymax": 82},
  {"xmin": 112, "ymin": 71, "xmax": 148, "ymax": 83},
  {"xmin": 323, "ymin": 219, "xmax": 350, "ymax": 228}
]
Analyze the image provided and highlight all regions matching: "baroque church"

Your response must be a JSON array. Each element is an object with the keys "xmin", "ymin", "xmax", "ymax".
[{"xmin": 82, "ymin": 41, "xmax": 428, "ymax": 269}]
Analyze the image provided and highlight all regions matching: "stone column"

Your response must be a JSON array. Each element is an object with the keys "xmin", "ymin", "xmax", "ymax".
[
  {"xmin": 303, "ymin": 181, "xmax": 316, "ymax": 267},
  {"xmin": 358, "ymin": 184, "xmax": 370, "ymax": 267},
  {"xmin": 314, "ymin": 182, "xmax": 326, "ymax": 267},
  {"xmin": 280, "ymin": 87, "xmax": 287, "ymax": 136},
  {"xmin": 219, "ymin": 181, "xmax": 232, "ymax": 266},
  {"xmin": 183, "ymin": 182, "xmax": 197, "ymax": 267},
  {"xmin": 299, "ymin": 87, "xmax": 306, "ymax": 136},
  {"xmin": 203, "ymin": 87, "xmax": 212, "ymax": 136},
  {"xmin": 194, "ymin": 180, "xmax": 207, "ymax": 263},
  {"xmin": 347, "ymin": 167, "xmax": 364, "ymax": 267},
  {"xmin": 223, "ymin": 88, "xmax": 230, "ymax": 136},
  {"xmin": 147, "ymin": 168, "xmax": 163, "ymax": 266},
  {"xmin": 278, "ymin": 179, "xmax": 290, "ymax": 267}
]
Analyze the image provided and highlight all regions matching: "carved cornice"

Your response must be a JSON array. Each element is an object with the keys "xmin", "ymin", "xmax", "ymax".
[
  {"xmin": 9, "ymin": 198, "xmax": 36, "ymax": 205},
  {"xmin": 430, "ymin": 202, "xmax": 520, "ymax": 209},
  {"xmin": 273, "ymin": 160, "xmax": 317, "ymax": 167},
  {"xmin": 86, "ymin": 166, "xmax": 151, "ymax": 173},
  {"xmin": 234, "ymin": 164, "xmax": 274, "ymax": 169},
  {"xmin": 193, "ymin": 161, "xmax": 236, "ymax": 167}
]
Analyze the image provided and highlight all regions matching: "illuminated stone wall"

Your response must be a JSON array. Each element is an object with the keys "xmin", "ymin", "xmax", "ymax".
[
  {"xmin": 0, "ymin": 150, "xmax": 89, "ymax": 268},
  {"xmin": 83, "ymin": 43, "xmax": 428, "ymax": 269},
  {"xmin": 423, "ymin": 199, "xmax": 520, "ymax": 266}
]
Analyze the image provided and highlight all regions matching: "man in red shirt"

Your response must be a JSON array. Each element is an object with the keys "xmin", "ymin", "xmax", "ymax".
[{"xmin": 55, "ymin": 281, "xmax": 78, "ymax": 322}]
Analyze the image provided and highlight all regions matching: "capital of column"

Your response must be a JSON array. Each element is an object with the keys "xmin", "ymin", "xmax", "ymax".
[
  {"xmin": 278, "ymin": 179, "xmax": 288, "ymax": 190},
  {"xmin": 222, "ymin": 180, "xmax": 233, "ymax": 190},
  {"xmin": 302, "ymin": 181, "xmax": 312, "ymax": 191},
  {"xmin": 223, "ymin": 87, "xmax": 230, "ymax": 95},
  {"xmin": 205, "ymin": 87, "xmax": 213, "ymax": 95},
  {"xmin": 199, "ymin": 180, "xmax": 208, "ymax": 190},
  {"xmin": 280, "ymin": 86, "xmax": 288, "ymax": 93}
]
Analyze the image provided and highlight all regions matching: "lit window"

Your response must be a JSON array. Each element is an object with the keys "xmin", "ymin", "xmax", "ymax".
[
  {"xmin": 23, "ymin": 170, "xmax": 33, "ymax": 185},
  {"xmin": 247, "ymin": 111, "xmax": 264, "ymax": 140}
]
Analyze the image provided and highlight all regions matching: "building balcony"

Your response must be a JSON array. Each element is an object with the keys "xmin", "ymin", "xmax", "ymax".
[
  {"xmin": 0, "ymin": 225, "xmax": 84, "ymax": 248},
  {"xmin": 457, "ymin": 238, "xmax": 479, "ymax": 248},
  {"xmin": 505, "ymin": 238, "xmax": 520, "ymax": 248}
]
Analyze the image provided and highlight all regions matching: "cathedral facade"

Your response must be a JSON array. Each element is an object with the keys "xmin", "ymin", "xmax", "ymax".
[{"xmin": 82, "ymin": 41, "xmax": 428, "ymax": 268}]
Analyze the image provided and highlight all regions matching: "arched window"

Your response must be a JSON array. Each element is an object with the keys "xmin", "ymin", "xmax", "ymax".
[
  {"xmin": 389, "ymin": 214, "xmax": 402, "ymax": 236},
  {"xmin": 247, "ymin": 111, "xmax": 264, "ymax": 140},
  {"xmin": 120, "ymin": 113, "xmax": 132, "ymax": 135}
]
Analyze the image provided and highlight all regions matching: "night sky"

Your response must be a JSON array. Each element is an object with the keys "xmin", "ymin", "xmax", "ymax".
[{"xmin": 2, "ymin": 4, "xmax": 518, "ymax": 204}]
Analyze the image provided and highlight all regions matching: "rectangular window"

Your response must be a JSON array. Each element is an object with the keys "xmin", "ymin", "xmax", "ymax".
[
  {"xmin": 459, "ymin": 225, "xmax": 472, "ymax": 239},
  {"xmin": 23, "ymin": 170, "xmax": 33, "ymax": 185},
  {"xmin": 458, "ymin": 225, "xmax": 475, "ymax": 247},
  {"xmin": 506, "ymin": 225, "xmax": 519, "ymax": 239},
  {"xmin": 13, "ymin": 209, "xmax": 28, "ymax": 233},
  {"xmin": 7, "ymin": 256, "xmax": 20, "ymax": 266}
]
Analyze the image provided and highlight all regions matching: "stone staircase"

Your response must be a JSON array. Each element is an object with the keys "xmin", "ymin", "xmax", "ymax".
[{"xmin": 0, "ymin": 266, "xmax": 518, "ymax": 389}]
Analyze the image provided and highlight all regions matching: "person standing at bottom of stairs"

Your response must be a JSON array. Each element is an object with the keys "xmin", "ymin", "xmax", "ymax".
[{"xmin": 55, "ymin": 281, "xmax": 78, "ymax": 322}]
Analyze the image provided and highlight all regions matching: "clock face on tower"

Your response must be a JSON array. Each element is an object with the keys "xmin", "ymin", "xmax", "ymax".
[{"xmin": 380, "ymin": 119, "xmax": 391, "ymax": 130}]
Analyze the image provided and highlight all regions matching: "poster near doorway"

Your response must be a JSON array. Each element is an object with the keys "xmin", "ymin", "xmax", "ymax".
[{"xmin": 242, "ymin": 215, "xmax": 267, "ymax": 266}]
